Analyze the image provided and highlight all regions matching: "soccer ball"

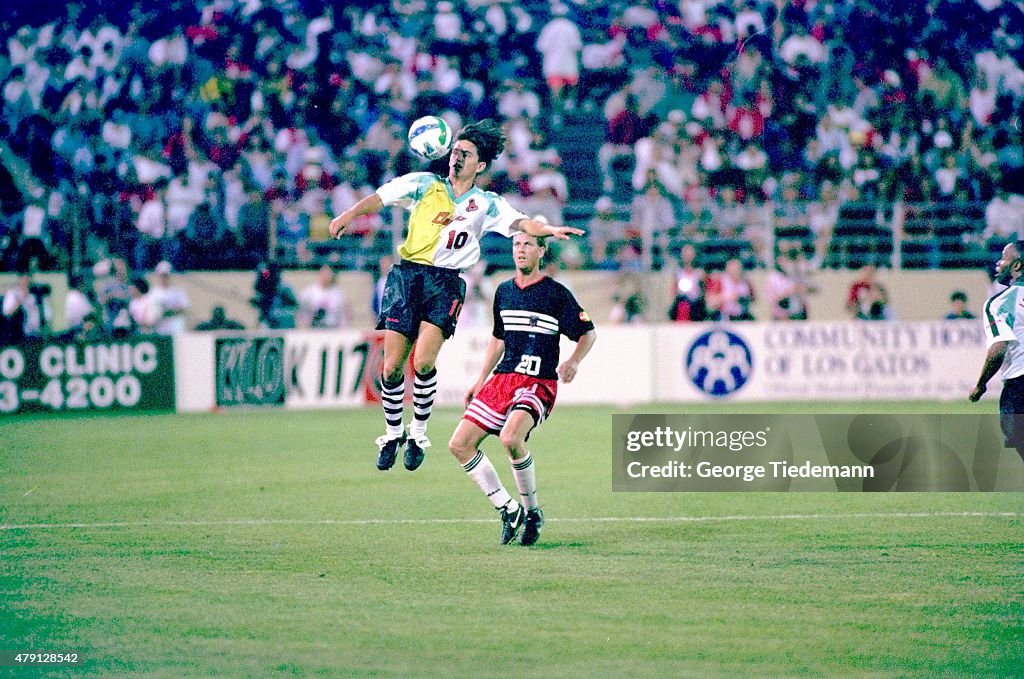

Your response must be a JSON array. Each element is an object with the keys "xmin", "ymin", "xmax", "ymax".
[{"xmin": 407, "ymin": 116, "xmax": 453, "ymax": 161}]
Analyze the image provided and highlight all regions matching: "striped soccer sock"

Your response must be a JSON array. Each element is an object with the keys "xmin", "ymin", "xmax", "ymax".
[
  {"xmin": 463, "ymin": 451, "xmax": 513, "ymax": 509},
  {"xmin": 408, "ymin": 368, "xmax": 437, "ymax": 439},
  {"xmin": 510, "ymin": 453, "xmax": 538, "ymax": 510},
  {"xmin": 380, "ymin": 375, "xmax": 405, "ymax": 438}
]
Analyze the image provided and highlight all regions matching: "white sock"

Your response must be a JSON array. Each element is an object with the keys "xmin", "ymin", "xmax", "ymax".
[
  {"xmin": 408, "ymin": 420, "xmax": 427, "ymax": 439},
  {"xmin": 463, "ymin": 451, "xmax": 513, "ymax": 509},
  {"xmin": 510, "ymin": 453, "xmax": 538, "ymax": 510}
]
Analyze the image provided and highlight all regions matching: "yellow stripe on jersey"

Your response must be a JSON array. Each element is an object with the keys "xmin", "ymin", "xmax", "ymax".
[{"xmin": 398, "ymin": 180, "xmax": 455, "ymax": 264}]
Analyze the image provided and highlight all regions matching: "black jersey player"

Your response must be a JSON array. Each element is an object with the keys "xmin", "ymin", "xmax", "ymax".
[{"xmin": 448, "ymin": 232, "xmax": 596, "ymax": 545}]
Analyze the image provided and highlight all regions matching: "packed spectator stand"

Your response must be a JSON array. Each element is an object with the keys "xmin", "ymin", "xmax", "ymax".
[{"xmin": 0, "ymin": 0, "xmax": 1022, "ymax": 288}]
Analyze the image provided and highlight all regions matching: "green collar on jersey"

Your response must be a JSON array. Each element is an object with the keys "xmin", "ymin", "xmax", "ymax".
[{"xmin": 444, "ymin": 177, "xmax": 481, "ymax": 204}]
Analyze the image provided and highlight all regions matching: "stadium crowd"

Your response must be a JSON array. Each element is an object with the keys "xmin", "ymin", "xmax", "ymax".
[{"xmin": 1, "ymin": 0, "xmax": 1023, "ymax": 330}]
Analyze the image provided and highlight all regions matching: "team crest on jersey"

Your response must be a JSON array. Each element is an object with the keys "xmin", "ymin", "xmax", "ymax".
[
  {"xmin": 466, "ymin": 198, "xmax": 479, "ymax": 212},
  {"xmin": 432, "ymin": 211, "xmax": 455, "ymax": 225}
]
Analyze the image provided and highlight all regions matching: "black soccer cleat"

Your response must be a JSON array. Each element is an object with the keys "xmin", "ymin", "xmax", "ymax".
[
  {"xmin": 499, "ymin": 501, "xmax": 525, "ymax": 545},
  {"xmin": 404, "ymin": 434, "xmax": 430, "ymax": 471},
  {"xmin": 375, "ymin": 433, "xmax": 406, "ymax": 471},
  {"xmin": 520, "ymin": 508, "xmax": 544, "ymax": 546}
]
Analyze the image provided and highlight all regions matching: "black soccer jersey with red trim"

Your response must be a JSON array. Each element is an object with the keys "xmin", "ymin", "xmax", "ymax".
[{"xmin": 492, "ymin": 276, "xmax": 594, "ymax": 380}]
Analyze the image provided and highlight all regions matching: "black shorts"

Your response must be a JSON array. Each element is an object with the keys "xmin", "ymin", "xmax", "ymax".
[
  {"xmin": 376, "ymin": 260, "xmax": 466, "ymax": 341},
  {"xmin": 999, "ymin": 375, "xmax": 1024, "ymax": 450}
]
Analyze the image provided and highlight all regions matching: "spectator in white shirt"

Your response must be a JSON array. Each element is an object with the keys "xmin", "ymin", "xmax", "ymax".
[
  {"xmin": 298, "ymin": 265, "xmax": 349, "ymax": 329},
  {"xmin": 165, "ymin": 172, "xmax": 205, "ymax": 235},
  {"xmin": 148, "ymin": 26, "xmax": 188, "ymax": 68},
  {"xmin": 536, "ymin": 4, "xmax": 582, "ymax": 110},
  {"xmin": 779, "ymin": 24, "xmax": 828, "ymax": 66},
  {"xmin": 18, "ymin": 202, "xmax": 50, "ymax": 269},
  {"xmin": 969, "ymin": 70, "xmax": 999, "ymax": 127},
  {"xmin": 133, "ymin": 186, "xmax": 167, "ymax": 270},
  {"xmin": 63, "ymin": 272, "xmax": 94, "ymax": 332},
  {"xmin": 128, "ymin": 276, "xmax": 157, "ymax": 334},
  {"xmin": 2, "ymin": 274, "xmax": 50, "ymax": 339},
  {"xmin": 982, "ymin": 187, "xmax": 1024, "ymax": 245},
  {"xmin": 975, "ymin": 42, "xmax": 1024, "ymax": 97},
  {"xmin": 497, "ymin": 79, "xmax": 541, "ymax": 120},
  {"xmin": 735, "ymin": 0, "xmax": 767, "ymax": 40},
  {"xmin": 149, "ymin": 261, "xmax": 189, "ymax": 335},
  {"xmin": 525, "ymin": 155, "xmax": 569, "ymax": 227},
  {"xmin": 709, "ymin": 258, "xmax": 756, "ymax": 321}
]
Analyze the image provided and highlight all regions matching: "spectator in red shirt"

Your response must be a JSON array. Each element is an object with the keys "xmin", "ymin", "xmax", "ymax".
[{"xmin": 599, "ymin": 92, "xmax": 646, "ymax": 193}]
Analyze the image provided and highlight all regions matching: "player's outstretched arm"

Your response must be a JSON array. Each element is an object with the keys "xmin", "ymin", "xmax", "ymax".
[
  {"xmin": 465, "ymin": 337, "xmax": 506, "ymax": 406},
  {"xmin": 557, "ymin": 329, "xmax": 597, "ymax": 383},
  {"xmin": 512, "ymin": 217, "xmax": 584, "ymax": 241},
  {"xmin": 970, "ymin": 340, "xmax": 1008, "ymax": 401},
  {"xmin": 329, "ymin": 193, "xmax": 384, "ymax": 238}
]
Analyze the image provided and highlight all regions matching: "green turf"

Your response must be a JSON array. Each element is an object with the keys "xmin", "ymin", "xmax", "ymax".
[{"xmin": 1, "ymin": 404, "xmax": 1022, "ymax": 677}]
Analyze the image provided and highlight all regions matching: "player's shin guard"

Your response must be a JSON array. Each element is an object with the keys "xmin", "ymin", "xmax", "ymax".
[
  {"xmin": 381, "ymin": 375, "xmax": 405, "ymax": 438},
  {"xmin": 408, "ymin": 368, "xmax": 437, "ymax": 439},
  {"xmin": 463, "ymin": 451, "xmax": 513, "ymax": 509},
  {"xmin": 510, "ymin": 453, "xmax": 538, "ymax": 510}
]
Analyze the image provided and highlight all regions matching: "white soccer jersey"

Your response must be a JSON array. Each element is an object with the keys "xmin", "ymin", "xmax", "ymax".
[
  {"xmin": 376, "ymin": 172, "xmax": 526, "ymax": 271},
  {"xmin": 983, "ymin": 282, "xmax": 1024, "ymax": 379}
]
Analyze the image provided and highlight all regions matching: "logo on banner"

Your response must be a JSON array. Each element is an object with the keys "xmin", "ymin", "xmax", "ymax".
[
  {"xmin": 216, "ymin": 336, "xmax": 285, "ymax": 407},
  {"xmin": 685, "ymin": 329, "xmax": 752, "ymax": 397}
]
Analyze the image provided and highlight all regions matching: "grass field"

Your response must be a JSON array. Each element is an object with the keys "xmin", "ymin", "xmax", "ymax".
[{"xmin": 2, "ymin": 403, "xmax": 1022, "ymax": 677}]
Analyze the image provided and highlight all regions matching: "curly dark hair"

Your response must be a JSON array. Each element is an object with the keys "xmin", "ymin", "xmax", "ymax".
[{"xmin": 455, "ymin": 118, "xmax": 506, "ymax": 164}]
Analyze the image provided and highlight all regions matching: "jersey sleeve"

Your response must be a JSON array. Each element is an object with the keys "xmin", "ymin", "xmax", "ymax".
[
  {"xmin": 491, "ymin": 284, "xmax": 506, "ymax": 340},
  {"xmin": 984, "ymin": 289, "xmax": 1018, "ymax": 345},
  {"xmin": 481, "ymin": 193, "xmax": 527, "ymax": 238},
  {"xmin": 375, "ymin": 172, "xmax": 436, "ymax": 208},
  {"xmin": 556, "ymin": 283, "xmax": 595, "ymax": 341}
]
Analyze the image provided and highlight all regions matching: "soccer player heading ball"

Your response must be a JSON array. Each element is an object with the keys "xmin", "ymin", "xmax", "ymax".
[
  {"xmin": 328, "ymin": 119, "xmax": 584, "ymax": 472},
  {"xmin": 448, "ymin": 232, "xmax": 596, "ymax": 545}
]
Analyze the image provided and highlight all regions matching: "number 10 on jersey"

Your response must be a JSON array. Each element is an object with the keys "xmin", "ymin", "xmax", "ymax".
[{"xmin": 445, "ymin": 231, "xmax": 469, "ymax": 249}]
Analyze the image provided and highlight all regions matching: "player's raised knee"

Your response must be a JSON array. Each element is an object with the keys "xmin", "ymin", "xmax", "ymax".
[
  {"xmin": 448, "ymin": 433, "xmax": 473, "ymax": 461},
  {"xmin": 499, "ymin": 429, "xmax": 526, "ymax": 452},
  {"xmin": 412, "ymin": 358, "xmax": 436, "ymax": 375},
  {"xmin": 381, "ymin": 361, "xmax": 404, "ymax": 383}
]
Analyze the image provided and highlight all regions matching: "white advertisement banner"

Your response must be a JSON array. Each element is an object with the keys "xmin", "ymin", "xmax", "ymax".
[
  {"xmin": 174, "ymin": 321, "xmax": 990, "ymax": 411},
  {"xmin": 284, "ymin": 330, "xmax": 385, "ymax": 409},
  {"xmin": 652, "ymin": 320, "xmax": 987, "ymax": 402}
]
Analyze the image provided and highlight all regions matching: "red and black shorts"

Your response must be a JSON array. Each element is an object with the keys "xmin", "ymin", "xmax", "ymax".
[
  {"xmin": 376, "ymin": 260, "xmax": 466, "ymax": 341},
  {"xmin": 463, "ymin": 372, "xmax": 559, "ymax": 435}
]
